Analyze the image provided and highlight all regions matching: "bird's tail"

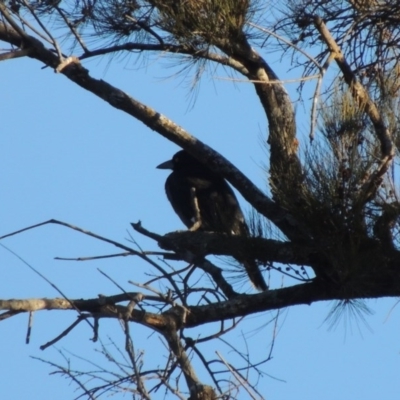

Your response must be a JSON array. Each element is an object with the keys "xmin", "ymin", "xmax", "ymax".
[{"xmin": 241, "ymin": 259, "xmax": 268, "ymax": 291}]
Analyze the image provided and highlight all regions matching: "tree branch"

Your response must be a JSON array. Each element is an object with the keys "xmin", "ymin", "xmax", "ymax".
[
  {"xmin": 160, "ymin": 231, "xmax": 321, "ymax": 268},
  {"xmin": 313, "ymin": 14, "xmax": 395, "ymax": 202},
  {"xmin": 2, "ymin": 276, "xmax": 400, "ymax": 330}
]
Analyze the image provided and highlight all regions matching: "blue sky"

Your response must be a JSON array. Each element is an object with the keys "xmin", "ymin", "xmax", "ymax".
[{"xmin": 1, "ymin": 45, "xmax": 399, "ymax": 399}]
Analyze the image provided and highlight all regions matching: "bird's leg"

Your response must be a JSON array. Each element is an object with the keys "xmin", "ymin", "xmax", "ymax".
[{"xmin": 189, "ymin": 187, "xmax": 202, "ymax": 231}]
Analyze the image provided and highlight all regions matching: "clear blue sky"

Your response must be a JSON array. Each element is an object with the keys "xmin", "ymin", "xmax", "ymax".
[{"xmin": 1, "ymin": 46, "xmax": 399, "ymax": 400}]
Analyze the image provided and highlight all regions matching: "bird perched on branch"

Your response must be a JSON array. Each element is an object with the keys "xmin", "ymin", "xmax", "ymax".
[{"xmin": 157, "ymin": 150, "xmax": 268, "ymax": 291}]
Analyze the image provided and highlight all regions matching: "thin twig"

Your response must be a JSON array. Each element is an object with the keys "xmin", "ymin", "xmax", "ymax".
[
  {"xmin": 55, "ymin": 6, "xmax": 89, "ymax": 53},
  {"xmin": 215, "ymin": 74, "xmax": 320, "ymax": 84},
  {"xmin": 125, "ymin": 14, "xmax": 164, "ymax": 45},
  {"xmin": 0, "ymin": 310, "xmax": 23, "ymax": 320},
  {"xmin": 310, "ymin": 52, "xmax": 335, "ymax": 140},
  {"xmin": 21, "ymin": 0, "xmax": 63, "ymax": 60},
  {"xmin": 0, "ymin": 48, "xmax": 32, "ymax": 61},
  {"xmin": 248, "ymin": 22, "xmax": 322, "ymax": 69},
  {"xmin": 216, "ymin": 351, "xmax": 259, "ymax": 400},
  {"xmin": 0, "ymin": 241, "xmax": 92, "ymax": 322},
  {"xmin": 26, "ymin": 311, "xmax": 33, "ymax": 344},
  {"xmin": 40, "ymin": 316, "xmax": 86, "ymax": 350},
  {"xmin": 123, "ymin": 320, "xmax": 151, "ymax": 399},
  {"xmin": 55, "ymin": 251, "xmax": 132, "ymax": 261}
]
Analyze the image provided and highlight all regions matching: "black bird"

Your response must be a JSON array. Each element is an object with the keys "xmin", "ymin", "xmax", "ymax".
[{"xmin": 157, "ymin": 150, "xmax": 268, "ymax": 291}]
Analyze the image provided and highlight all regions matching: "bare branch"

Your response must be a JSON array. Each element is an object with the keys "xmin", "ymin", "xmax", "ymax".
[
  {"xmin": 40, "ymin": 316, "xmax": 86, "ymax": 350},
  {"xmin": 216, "ymin": 351, "xmax": 259, "ymax": 400},
  {"xmin": 122, "ymin": 320, "xmax": 151, "ymax": 400},
  {"xmin": 0, "ymin": 47, "xmax": 31, "ymax": 61},
  {"xmin": 2, "ymin": 276, "xmax": 400, "ymax": 330}
]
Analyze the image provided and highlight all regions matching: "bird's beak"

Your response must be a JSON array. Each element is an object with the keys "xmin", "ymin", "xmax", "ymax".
[{"xmin": 156, "ymin": 159, "xmax": 174, "ymax": 170}]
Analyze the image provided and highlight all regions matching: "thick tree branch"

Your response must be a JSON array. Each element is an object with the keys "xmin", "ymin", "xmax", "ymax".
[
  {"xmin": 160, "ymin": 231, "xmax": 321, "ymax": 267},
  {"xmin": 185, "ymin": 278, "xmax": 400, "ymax": 326},
  {"xmin": 212, "ymin": 34, "xmax": 310, "ymax": 243},
  {"xmin": 2, "ymin": 275, "xmax": 400, "ymax": 330},
  {"xmin": 0, "ymin": 295, "xmax": 177, "ymax": 332},
  {"xmin": 163, "ymin": 329, "xmax": 209, "ymax": 397}
]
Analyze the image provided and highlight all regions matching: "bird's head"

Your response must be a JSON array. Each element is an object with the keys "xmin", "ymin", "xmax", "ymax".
[{"xmin": 157, "ymin": 150, "xmax": 204, "ymax": 172}]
